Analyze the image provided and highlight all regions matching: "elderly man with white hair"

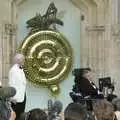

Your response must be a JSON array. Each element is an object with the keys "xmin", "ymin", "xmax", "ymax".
[{"xmin": 8, "ymin": 53, "xmax": 27, "ymax": 120}]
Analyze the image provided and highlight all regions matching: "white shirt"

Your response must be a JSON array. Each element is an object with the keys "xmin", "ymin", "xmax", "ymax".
[
  {"xmin": 89, "ymin": 81, "xmax": 101, "ymax": 94},
  {"xmin": 8, "ymin": 64, "xmax": 27, "ymax": 103},
  {"xmin": 115, "ymin": 111, "xmax": 120, "ymax": 120}
]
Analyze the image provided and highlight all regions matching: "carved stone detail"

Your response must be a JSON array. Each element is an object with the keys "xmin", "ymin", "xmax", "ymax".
[{"xmin": 1, "ymin": 22, "xmax": 17, "ymax": 85}]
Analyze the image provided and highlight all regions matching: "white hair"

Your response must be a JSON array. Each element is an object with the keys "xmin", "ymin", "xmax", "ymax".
[{"xmin": 13, "ymin": 53, "xmax": 25, "ymax": 64}]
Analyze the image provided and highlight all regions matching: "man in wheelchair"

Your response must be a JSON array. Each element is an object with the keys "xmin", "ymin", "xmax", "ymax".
[{"xmin": 70, "ymin": 68, "xmax": 117, "ymax": 110}]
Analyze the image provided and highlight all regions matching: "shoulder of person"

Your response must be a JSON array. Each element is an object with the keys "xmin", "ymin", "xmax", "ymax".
[
  {"xmin": 115, "ymin": 111, "xmax": 120, "ymax": 120},
  {"xmin": 9, "ymin": 64, "xmax": 19, "ymax": 73}
]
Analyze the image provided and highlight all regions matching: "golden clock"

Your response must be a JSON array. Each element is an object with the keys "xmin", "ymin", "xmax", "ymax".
[{"xmin": 19, "ymin": 30, "xmax": 72, "ymax": 94}]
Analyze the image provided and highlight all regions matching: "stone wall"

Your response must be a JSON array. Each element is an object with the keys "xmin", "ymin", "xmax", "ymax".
[
  {"xmin": 0, "ymin": 0, "xmax": 120, "ymax": 96},
  {"xmin": 0, "ymin": 0, "xmax": 12, "ymax": 85},
  {"xmin": 72, "ymin": 0, "xmax": 120, "ymax": 96}
]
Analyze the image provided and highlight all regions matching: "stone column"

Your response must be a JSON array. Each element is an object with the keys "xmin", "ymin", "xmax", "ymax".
[{"xmin": 1, "ymin": 22, "xmax": 16, "ymax": 86}]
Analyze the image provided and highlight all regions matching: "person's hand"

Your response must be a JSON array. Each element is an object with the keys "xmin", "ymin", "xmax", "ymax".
[{"xmin": 9, "ymin": 111, "xmax": 16, "ymax": 120}]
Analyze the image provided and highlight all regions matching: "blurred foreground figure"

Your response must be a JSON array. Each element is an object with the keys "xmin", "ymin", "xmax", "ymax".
[
  {"xmin": 93, "ymin": 100, "xmax": 115, "ymax": 120},
  {"xmin": 0, "ymin": 87, "xmax": 16, "ymax": 120},
  {"xmin": 19, "ymin": 108, "xmax": 47, "ymax": 120},
  {"xmin": 64, "ymin": 103, "xmax": 92, "ymax": 120}
]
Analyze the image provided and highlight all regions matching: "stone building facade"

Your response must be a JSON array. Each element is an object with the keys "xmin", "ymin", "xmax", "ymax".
[{"xmin": 0, "ymin": 0, "xmax": 120, "ymax": 95}]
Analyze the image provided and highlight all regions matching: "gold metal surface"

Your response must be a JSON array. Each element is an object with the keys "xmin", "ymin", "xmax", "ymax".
[{"xmin": 19, "ymin": 30, "xmax": 72, "ymax": 91}]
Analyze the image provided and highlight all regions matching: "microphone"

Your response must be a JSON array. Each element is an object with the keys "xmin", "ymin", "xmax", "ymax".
[
  {"xmin": 0, "ymin": 87, "xmax": 16, "ymax": 99},
  {"xmin": 48, "ymin": 99, "xmax": 53, "ymax": 120},
  {"xmin": 48, "ymin": 99, "xmax": 53, "ymax": 112}
]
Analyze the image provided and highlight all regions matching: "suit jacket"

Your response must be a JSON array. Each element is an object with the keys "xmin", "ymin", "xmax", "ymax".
[{"xmin": 73, "ymin": 77, "xmax": 101, "ymax": 99}]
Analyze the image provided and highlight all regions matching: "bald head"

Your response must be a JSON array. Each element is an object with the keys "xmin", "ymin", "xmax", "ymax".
[{"xmin": 13, "ymin": 53, "xmax": 25, "ymax": 65}]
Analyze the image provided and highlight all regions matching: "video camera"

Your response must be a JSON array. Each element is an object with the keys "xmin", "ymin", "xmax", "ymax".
[{"xmin": 99, "ymin": 77, "xmax": 114, "ymax": 92}]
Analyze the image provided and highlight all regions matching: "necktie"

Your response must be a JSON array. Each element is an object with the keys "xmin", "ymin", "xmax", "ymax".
[
  {"xmin": 19, "ymin": 66, "xmax": 23, "ymax": 69},
  {"xmin": 91, "ymin": 82, "xmax": 97, "ymax": 90}
]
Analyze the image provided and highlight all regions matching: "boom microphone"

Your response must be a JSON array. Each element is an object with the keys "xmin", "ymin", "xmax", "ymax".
[
  {"xmin": 0, "ymin": 87, "xmax": 16, "ymax": 99},
  {"xmin": 48, "ymin": 99, "xmax": 53, "ymax": 112},
  {"xmin": 48, "ymin": 99, "xmax": 53, "ymax": 120}
]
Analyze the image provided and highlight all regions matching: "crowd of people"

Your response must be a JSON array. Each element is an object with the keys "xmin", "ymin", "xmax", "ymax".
[
  {"xmin": 0, "ymin": 53, "xmax": 120, "ymax": 120},
  {"xmin": 1, "ymin": 97, "xmax": 120, "ymax": 120}
]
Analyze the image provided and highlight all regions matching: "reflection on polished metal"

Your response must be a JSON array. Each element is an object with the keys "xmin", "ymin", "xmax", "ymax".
[{"xmin": 19, "ymin": 30, "xmax": 72, "ymax": 93}]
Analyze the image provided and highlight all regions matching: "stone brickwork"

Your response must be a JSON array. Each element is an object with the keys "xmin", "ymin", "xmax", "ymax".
[{"xmin": 0, "ymin": 0, "xmax": 120, "ymax": 96}]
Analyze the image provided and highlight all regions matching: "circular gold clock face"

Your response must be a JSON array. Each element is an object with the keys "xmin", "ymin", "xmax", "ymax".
[{"xmin": 19, "ymin": 30, "xmax": 72, "ymax": 86}]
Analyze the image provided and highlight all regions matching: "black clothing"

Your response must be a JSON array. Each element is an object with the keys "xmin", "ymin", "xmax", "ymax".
[
  {"xmin": 73, "ymin": 77, "xmax": 102, "ymax": 99},
  {"xmin": 107, "ymin": 94, "xmax": 117, "ymax": 102},
  {"xmin": 11, "ymin": 94, "xmax": 26, "ymax": 120},
  {"xmin": 70, "ymin": 77, "xmax": 104, "ymax": 111}
]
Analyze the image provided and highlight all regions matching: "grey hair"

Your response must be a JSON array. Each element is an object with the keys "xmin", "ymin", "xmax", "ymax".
[{"xmin": 13, "ymin": 53, "xmax": 25, "ymax": 64}]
